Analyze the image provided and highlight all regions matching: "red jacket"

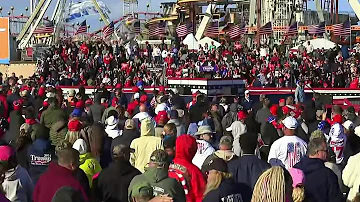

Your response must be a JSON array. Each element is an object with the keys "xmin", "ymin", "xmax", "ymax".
[
  {"xmin": 33, "ymin": 162, "xmax": 88, "ymax": 202},
  {"xmin": 0, "ymin": 94, "xmax": 8, "ymax": 118},
  {"xmin": 169, "ymin": 135, "xmax": 205, "ymax": 202}
]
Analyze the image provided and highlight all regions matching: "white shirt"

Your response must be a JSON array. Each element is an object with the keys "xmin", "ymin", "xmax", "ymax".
[
  {"xmin": 192, "ymin": 139, "xmax": 215, "ymax": 169},
  {"xmin": 268, "ymin": 135, "xmax": 308, "ymax": 170},
  {"xmin": 133, "ymin": 112, "xmax": 151, "ymax": 122},
  {"xmin": 155, "ymin": 103, "xmax": 170, "ymax": 115},
  {"xmin": 328, "ymin": 123, "xmax": 347, "ymax": 164},
  {"xmin": 105, "ymin": 129, "xmax": 122, "ymax": 139}
]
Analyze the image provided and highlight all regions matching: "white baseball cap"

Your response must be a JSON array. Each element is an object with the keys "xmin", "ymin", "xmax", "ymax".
[
  {"xmin": 343, "ymin": 120, "xmax": 354, "ymax": 130},
  {"xmin": 282, "ymin": 116, "xmax": 298, "ymax": 130},
  {"xmin": 244, "ymin": 90, "xmax": 250, "ymax": 94},
  {"xmin": 134, "ymin": 93, "xmax": 140, "ymax": 99}
]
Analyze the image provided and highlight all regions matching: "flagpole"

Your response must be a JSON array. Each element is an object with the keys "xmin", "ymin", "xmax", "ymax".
[{"xmin": 349, "ymin": 13, "xmax": 352, "ymax": 50}]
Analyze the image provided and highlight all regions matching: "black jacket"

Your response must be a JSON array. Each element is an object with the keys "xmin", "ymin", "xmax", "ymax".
[
  {"xmin": 228, "ymin": 155, "xmax": 270, "ymax": 191},
  {"xmin": 89, "ymin": 103, "xmax": 106, "ymax": 123},
  {"xmin": 203, "ymin": 179, "xmax": 252, "ymax": 202},
  {"xmin": 27, "ymin": 139, "xmax": 56, "ymax": 184},
  {"xmin": 294, "ymin": 156, "xmax": 343, "ymax": 202},
  {"xmin": 111, "ymin": 129, "xmax": 139, "ymax": 150},
  {"xmin": 7, "ymin": 110, "xmax": 25, "ymax": 145},
  {"xmin": 94, "ymin": 160, "xmax": 141, "ymax": 202}
]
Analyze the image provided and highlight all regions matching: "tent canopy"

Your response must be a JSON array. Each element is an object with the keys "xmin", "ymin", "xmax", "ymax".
[
  {"xmin": 290, "ymin": 38, "xmax": 337, "ymax": 52},
  {"xmin": 182, "ymin": 33, "xmax": 199, "ymax": 50}
]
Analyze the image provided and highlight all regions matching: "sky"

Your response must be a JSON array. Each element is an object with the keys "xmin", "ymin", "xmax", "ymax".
[{"xmin": 0, "ymin": 0, "xmax": 355, "ymax": 31}]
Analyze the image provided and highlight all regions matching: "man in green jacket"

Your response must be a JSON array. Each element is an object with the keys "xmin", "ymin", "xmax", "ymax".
[
  {"xmin": 128, "ymin": 149, "xmax": 186, "ymax": 202},
  {"xmin": 40, "ymin": 97, "xmax": 67, "ymax": 129}
]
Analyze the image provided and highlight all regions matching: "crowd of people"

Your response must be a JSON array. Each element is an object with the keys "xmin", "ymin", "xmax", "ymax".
[
  {"xmin": 0, "ymin": 71, "xmax": 360, "ymax": 202},
  {"xmin": 21, "ymin": 39, "xmax": 360, "ymax": 89}
]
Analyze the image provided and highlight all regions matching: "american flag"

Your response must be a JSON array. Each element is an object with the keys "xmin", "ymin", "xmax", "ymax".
[
  {"xmin": 75, "ymin": 20, "xmax": 87, "ymax": 35},
  {"xmin": 176, "ymin": 23, "xmax": 193, "ymax": 38},
  {"xmin": 33, "ymin": 25, "xmax": 54, "ymax": 34},
  {"xmin": 103, "ymin": 21, "xmax": 115, "ymax": 38},
  {"xmin": 332, "ymin": 21, "xmax": 351, "ymax": 36},
  {"xmin": 286, "ymin": 22, "xmax": 298, "ymax": 36},
  {"xmin": 258, "ymin": 22, "xmax": 272, "ymax": 35},
  {"xmin": 205, "ymin": 22, "xmax": 220, "ymax": 36},
  {"xmin": 308, "ymin": 21, "xmax": 326, "ymax": 35},
  {"xmin": 287, "ymin": 142, "xmax": 301, "ymax": 168},
  {"xmin": 148, "ymin": 21, "xmax": 166, "ymax": 37},
  {"xmin": 133, "ymin": 19, "xmax": 141, "ymax": 34},
  {"xmin": 227, "ymin": 24, "xmax": 247, "ymax": 39}
]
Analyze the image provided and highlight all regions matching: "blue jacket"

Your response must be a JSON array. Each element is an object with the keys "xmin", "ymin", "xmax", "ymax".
[
  {"xmin": 228, "ymin": 155, "xmax": 270, "ymax": 191},
  {"xmin": 294, "ymin": 156, "xmax": 343, "ymax": 202},
  {"xmin": 203, "ymin": 178, "xmax": 252, "ymax": 202},
  {"xmin": 241, "ymin": 98, "xmax": 254, "ymax": 111},
  {"xmin": 27, "ymin": 139, "xmax": 56, "ymax": 184}
]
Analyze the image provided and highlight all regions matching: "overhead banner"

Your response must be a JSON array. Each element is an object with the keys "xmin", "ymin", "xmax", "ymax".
[
  {"xmin": 65, "ymin": 1, "xmax": 111, "ymax": 22},
  {"xmin": 0, "ymin": 17, "xmax": 10, "ymax": 65}
]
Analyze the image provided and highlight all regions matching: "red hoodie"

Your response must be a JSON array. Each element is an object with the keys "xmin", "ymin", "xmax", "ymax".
[
  {"xmin": 0, "ymin": 94, "xmax": 8, "ymax": 118},
  {"xmin": 169, "ymin": 135, "xmax": 205, "ymax": 202},
  {"xmin": 33, "ymin": 162, "xmax": 88, "ymax": 202}
]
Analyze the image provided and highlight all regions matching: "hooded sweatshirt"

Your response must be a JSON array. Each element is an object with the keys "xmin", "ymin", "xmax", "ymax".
[
  {"xmin": 168, "ymin": 135, "xmax": 206, "ymax": 202},
  {"xmin": 27, "ymin": 139, "xmax": 56, "ymax": 184},
  {"xmin": 128, "ymin": 167, "xmax": 186, "ymax": 202},
  {"xmin": 222, "ymin": 103, "xmax": 239, "ymax": 136},
  {"xmin": 130, "ymin": 118, "xmax": 163, "ymax": 173},
  {"xmin": 342, "ymin": 152, "xmax": 360, "ymax": 201},
  {"xmin": 294, "ymin": 156, "xmax": 343, "ymax": 202},
  {"xmin": 2, "ymin": 165, "xmax": 34, "ymax": 202}
]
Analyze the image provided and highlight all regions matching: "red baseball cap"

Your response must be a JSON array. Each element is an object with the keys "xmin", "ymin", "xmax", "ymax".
[{"xmin": 237, "ymin": 111, "xmax": 247, "ymax": 120}]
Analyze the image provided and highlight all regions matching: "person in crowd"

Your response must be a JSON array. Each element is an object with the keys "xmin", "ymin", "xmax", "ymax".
[
  {"xmin": 94, "ymin": 144, "xmax": 141, "ymax": 202},
  {"xmin": 346, "ymin": 106, "xmax": 360, "ymax": 127},
  {"xmin": 192, "ymin": 125, "xmax": 215, "ymax": 169},
  {"xmin": 163, "ymin": 123, "xmax": 177, "ymax": 138},
  {"xmin": 255, "ymin": 95, "xmax": 271, "ymax": 133},
  {"xmin": 133, "ymin": 104, "xmax": 151, "ymax": 122},
  {"xmin": 167, "ymin": 110, "xmax": 186, "ymax": 137},
  {"xmin": 88, "ymin": 94, "xmax": 106, "ymax": 123},
  {"xmin": 168, "ymin": 135, "xmax": 205, "ymax": 202},
  {"xmin": 163, "ymin": 135, "xmax": 176, "ymax": 162},
  {"xmin": 251, "ymin": 166, "xmax": 293, "ymax": 202},
  {"xmin": 294, "ymin": 138, "xmax": 343, "ymax": 202},
  {"xmin": 154, "ymin": 111, "xmax": 169, "ymax": 137},
  {"xmin": 40, "ymin": 97, "xmax": 67, "ymax": 129},
  {"xmin": 202, "ymin": 135, "xmax": 237, "ymax": 169},
  {"xmin": 221, "ymin": 103, "xmax": 239, "ymax": 136},
  {"xmin": 295, "ymin": 81, "xmax": 305, "ymax": 104},
  {"xmin": 27, "ymin": 125, "xmax": 56, "ymax": 184},
  {"xmin": 51, "ymin": 186, "xmax": 86, "ymax": 202},
  {"xmin": 288, "ymin": 168, "xmax": 305, "ymax": 202},
  {"xmin": 101, "ymin": 98, "xmax": 120, "ymax": 124},
  {"xmin": 104, "ymin": 116, "xmax": 122, "ymax": 139},
  {"xmin": 72, "ymin": 139, "xmax": 102, "ymax": 187},
  {"xmin": 65, "ymin": 118, "xmax": 82, "ymax": 145},
  {"xmin": 6, "ymin": 100, "xmax": 25, "ymax": 145},
  {"xmin": 130, "ymin": 117, "xmax": 163, "ymax": 173},
  {"xmin": 202, "ymin": 158, "xmax": 251, "ymax": 202},
  {"xmin": 226, "ymin": 111, "xmax": 247, "ymax": 156},
  {"xmin": 128, "ymin": 149, "xmax": 186, "ymax": 201},
  {"xmin": 49, "ymin": 120, "xmax": 68, "ymax": 147},
  {"xmin": 342, "ymin": 140, "xmax": 360, "ymax": 201},
  {"xmin": 268, "ymin": 116, "xmax": 308, "ymax": 169},
  {"xmin": 21, "ymin": 109, "xmax": 43, "ymax": 141},
  {"xmin": 0, "ymin": 145, "xmax": 33, "ymax": 202},
  {"xmin": 328, "ymin": 116, "xmax": 347, "ymax": 165},
  {"xmin": 15, "ymin": 124, "xmax": 33, "ymax": 171},
  {"xmin": 111, "ymin": 119, "xmax": 139, "ymax": 150},
  {"xmin": 229, "ymin": 132, "xmax": 270, "ymax": 191},
  {"xmin": 241, "ymin": 90, "xmax": 253, "ymax": 111},
  {"xmin": 33, "ymin": 141, "xmax": 87, "ymax": 202}
]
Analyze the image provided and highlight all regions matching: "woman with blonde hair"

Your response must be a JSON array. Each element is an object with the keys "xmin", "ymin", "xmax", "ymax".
[
  {"xmin": 65, "ymin": 119, "xmax": 82, "ymax": 145},
  {"xmin": 202, "ymin": 158, "xmax": 248, "ymax": 202},
  {"xmin": 289, "ymin": 168, "xmax": 305, "ymax": 202},
  {"xmin": 251, "ymin": 166, "xmax": 293, "ymax": 202}
]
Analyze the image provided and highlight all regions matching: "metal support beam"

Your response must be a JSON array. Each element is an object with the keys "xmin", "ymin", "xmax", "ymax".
[
  {"xmin": 195, "ymin": 3, "xmax": 217, "ymax": 41},
  {"xmin": 18, "ymin": 0, "xmax": 53, "ymax": 49}
]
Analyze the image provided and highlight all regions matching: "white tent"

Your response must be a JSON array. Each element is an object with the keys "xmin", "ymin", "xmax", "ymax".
[
  {"xmin": 182, "ymin": 33, "xmax": 199, "ymax": 50},
  {"xmin": 290, "ymin": 38, "xmax": 337, "ymax": 52},
  {"xmin": 198, "ymin": 37, "xmax": 221, "ymax": 49}
]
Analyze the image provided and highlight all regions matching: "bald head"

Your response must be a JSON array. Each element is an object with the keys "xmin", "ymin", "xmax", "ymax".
[{"xmin": 139, "ymin": 104, "xmax": 147, "ymax": 112}]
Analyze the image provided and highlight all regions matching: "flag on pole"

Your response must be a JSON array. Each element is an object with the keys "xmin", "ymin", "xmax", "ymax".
[
  {"xmin": 286, "ymin": 22, "xmax": 298, "ymax": 36},
  {"xmin": 332, "ymin": 21, "xmax": 351, "ymax": 36},
  {"xmin": 308, "ymin": 21, "xmax": 326, "ymax": 35},
  {"xmin": 33, "ymin": 25, "xmax": 54, "ymax": 34},
  {"xmin": 103, "ymin": 21, "xmax": 114, "ymax": 38},
  {"xmin": 205, "ymin": 22, "xmax": 220, "ymax": 36},
  {"xmin": 148, "ymin": 21, "xmax": 166, "ymax": 36},
  {"xmin": 227, "ymin": 24, "xmax": 247, "ymax": 39},
  {"xmin": 75, "ymin": 20, "xmax": 87, "ymax": 35},
  {"xmin": 258, "ymin": 22, "xmax": 272, "ymax": 35},
  {"xmin": 176, "ymin": 23, "xmax": 193, "ymax": 37}
]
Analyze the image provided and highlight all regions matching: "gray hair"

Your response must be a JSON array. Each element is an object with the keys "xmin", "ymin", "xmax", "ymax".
[{"xmin": 308, "ymin": 138, "xmax": 326, "ymax": 156}]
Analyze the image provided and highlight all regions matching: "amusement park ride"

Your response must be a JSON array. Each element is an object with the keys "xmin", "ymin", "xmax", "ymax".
[{"xmin": 4, "ymin": 0, "xmax": 360, "ymax": 51}]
